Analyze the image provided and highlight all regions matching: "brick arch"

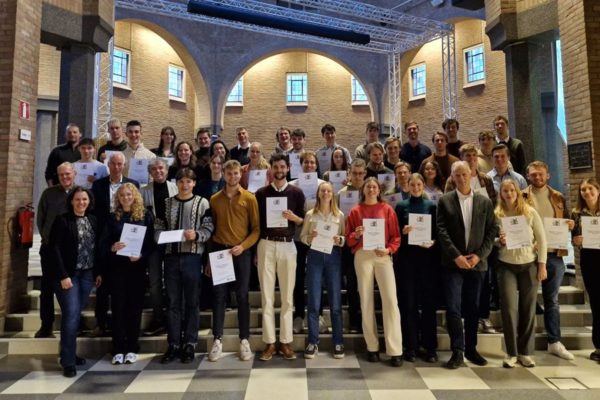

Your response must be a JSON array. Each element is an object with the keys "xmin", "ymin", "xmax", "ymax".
[
  {"xmin": 217, "ymin": 47, "xmax": 376, "ymax": 128},
  {"xmin": 115, "ymin": 18, "xmax": 212, "ymax": 130}
]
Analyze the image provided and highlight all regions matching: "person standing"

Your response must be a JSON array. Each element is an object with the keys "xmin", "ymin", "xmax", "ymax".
[
  {"xmin": 207, "ymin": 160, "xmax": 260, "ymax": 362},
  {"xmin": 345, "ymin": 177, "xmax": 403, "ymax": 367},
  {"xmin": 255, "ymin": 154, "xmax": 305, "ymax": 361},
  {"xmin": 98, "ymin": 119, "xmax": 127, "ymax": 162},
  {"xmin": 45, "ymin": 123, "xmax": 81, "ymax": 186},
  {"xmin": 437, "ymin": 161, "xmax": 496, "ymax": 369},
  {"xmin": 49, "ymin": 187, "xmax": 101, "ymax": 377},
  {"xmin": 315, "ymin": 124, "xmax": 352, "ymax": 175},
  {"xmin": 443, "ymin": 118, "xmax": 464, "ymax": 158},
  {"xmin": 420, "ymin": 132, "xmax": 460, "ymax": 183},
  {"xmin": 150, "ymin": 126, "xmax": 177, "ymax": 160},
  {"xmin": 487, "ymin": 144, "xmax": 527, "ymax": 193},
  {"xmin": 73, "ymin": 138, "xmax": 108, "ymax": 189},
  {"xmin": 122, "ymin": 120, "xmax": 156, "ymax": 184},
  {"xmin": 35, "ymin": 162, "xmax": 77, "ymax": 338},
  {"xmin": 230, "ymin": 127, "xmax": 251, "ymax": 165},
  {"xmin": 523, "ymin": 161, "xmax": 575, "ymax": 360},
  {"xmin": 494, "ymin": 115, "xmax": 527, "ymax": 176},
  {"xmin": 400, "ymin": 121, "xmax": 431, "ymax": 173},
  {"xmin": 156, "ymin": 168, "xmax": 214, "ymax": 364},
  {"xmin": 101, "ymin": 184, "xmax": 154, "ymax": 365},
  {"xmin": 355, "ymin": 122, "xmax": 380, "ymax": 161}
]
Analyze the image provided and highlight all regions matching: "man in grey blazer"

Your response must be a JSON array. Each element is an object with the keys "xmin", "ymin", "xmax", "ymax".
[
  {"xmin": 437, "ymin": 161, "xmax": 497, "ymax": 369},
  {"xmin": 140, "ymin": 158, "xmax": 178, "ymax": 334}
]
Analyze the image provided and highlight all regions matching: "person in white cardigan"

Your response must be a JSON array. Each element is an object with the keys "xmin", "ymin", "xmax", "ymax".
[
  {"xmin": 140, "ymin": 158, "xmax": 178, "ymax": 335},
  {"xmin": 495, "ymin": 179, "xmax": 547, "ymax": 368}
]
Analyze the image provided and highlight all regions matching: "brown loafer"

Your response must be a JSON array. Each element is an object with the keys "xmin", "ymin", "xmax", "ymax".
[
  {"xmin": 279, "ymin": 343, "xmax": 297, "ymax": 360},
  {"xmin": 259, "ymin": 343, "xmax": 277, "ymax": 361}
]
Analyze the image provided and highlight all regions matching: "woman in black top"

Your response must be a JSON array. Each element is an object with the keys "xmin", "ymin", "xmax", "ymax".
[
  {"xmin": 100, "ymin": 183, "xmax": 154, "ymax": 365},
  {"xmin": 167, "ymin": 141, "xmax": 202, "ymax": 181},
  {"xmin": 151, "ymin": 126, "xmax": 176, "ymax": 159},
  {"xmin": 49, "ymin": 187, "xmax": 101, "ymax": 378}
]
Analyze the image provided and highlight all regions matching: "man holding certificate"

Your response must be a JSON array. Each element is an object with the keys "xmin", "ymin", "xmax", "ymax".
[
  {"xmin": 345, "ymin": 177, "xmax": 402, "ymax": 367},
  {"xmin": 523, "ymin": 161, "xmax": 575, "ymax": 360},
  {"xmin": 99, "ymin": 184, "xmax": 154, "ymax": 365},
  {"xmin": 571, "ymin": 178, "xmax": 600, "ymax": 362},
  {"xmin": 207, "ymin": 160, "xmax": 260, "ymax": 362},
  {"xmin": 122, "ymin": 120, "xmax": 156, "ymax": 185},
  {"xmin": 495, "ymin": 179, "xmax": 547, "ymax": 368},
  {"xmin": 255, "ymin": 153, "xmax": 305, "ymax": 361},
  {"xmin": 437, "ymin": 161, "xmax": 496, "ymax": 369}
]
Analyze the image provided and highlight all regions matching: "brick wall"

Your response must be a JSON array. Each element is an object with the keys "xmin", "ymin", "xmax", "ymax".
[
  {"xmin": 111, "ymin": 21, "xmax": 198, "ymax": 146},
  {"xmin": 0, "ymin": 0, "xmax": 42, "ymax": 327},
  {"xmin": 400, "ymin": 19, "xmax": 508, "ymax": 148},
  {"xmin": 37, "ymin": 44, "xmax": 60, "ymax": 98},
  {"xmin": 223, "ymin": 51, "xmax": 372, "ymax": 154}
]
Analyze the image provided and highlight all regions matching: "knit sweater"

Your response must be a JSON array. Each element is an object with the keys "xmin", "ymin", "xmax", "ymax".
[{"xmin": 345, "ymin": 201, "xmax": 401, "ymax": 254}]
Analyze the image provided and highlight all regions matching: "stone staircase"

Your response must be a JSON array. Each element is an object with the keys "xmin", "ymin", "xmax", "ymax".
[{"xmin": 0, "ymin": 275, "xmax": 593, "ymax": 357}]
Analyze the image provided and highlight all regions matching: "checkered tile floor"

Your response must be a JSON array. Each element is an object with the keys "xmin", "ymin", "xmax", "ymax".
[{"xmin": 0, "ymin": 350, "xmax": 598, "ymax": 399}]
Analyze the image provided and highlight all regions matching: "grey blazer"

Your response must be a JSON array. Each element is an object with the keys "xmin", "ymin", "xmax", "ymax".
[{"xmin": 436, "ymin": 190, "xmax": 497, "ymax": 271}]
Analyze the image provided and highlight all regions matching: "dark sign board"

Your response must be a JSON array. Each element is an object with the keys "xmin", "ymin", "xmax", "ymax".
[{"xmin": 568, "ymin": 141, "xmax": 593, "ymax": 170}]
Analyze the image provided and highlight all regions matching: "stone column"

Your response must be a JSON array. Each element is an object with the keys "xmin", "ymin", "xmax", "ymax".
[
  {"xmin": 58, "ymin": 43, "xmax": 97, "ymax": 140},
  {"xmin": 0, "ymin": 0, "xmax": 42, "ymax": 331}
]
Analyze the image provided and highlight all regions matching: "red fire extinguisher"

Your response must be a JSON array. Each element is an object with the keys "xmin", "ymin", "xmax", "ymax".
[{"xmin": 8, "ymin": 203, "xmax": 34, "ymax": 249}]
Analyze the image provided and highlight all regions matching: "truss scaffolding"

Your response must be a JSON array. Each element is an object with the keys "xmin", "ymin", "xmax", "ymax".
[
  {"xmin": 112, "ymin": 0, "xmax": 457, "ymax": 139},
  {"xmin": 93, "ymin": 37, "xmax": 114, "ymax": 142}
]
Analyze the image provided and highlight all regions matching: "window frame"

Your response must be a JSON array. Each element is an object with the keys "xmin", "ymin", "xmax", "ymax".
[
  {"xmin": 168, "ymin": 64, "xmax": 186, "ymax": 102},
  {"xmin": 112, "ymin": 47, "xmax": 131, "ymax": 90},
  {"xmin": 463, "ymin": 43, "xmax": 486, "ymax": 88},
  {"xmin": 351, "ymin": 75, "xmax": 369, "ymax": 105},
  {"xmin": 286, "ymin": 72, "xmax": 308, "ymax": 106},
  {"xmin": 408, "ymin": 63, "xmax": 426, "ymax": 101},
  {"xmin": 226, "ymin": 76, "xmax": 244, "ymax": 107}
]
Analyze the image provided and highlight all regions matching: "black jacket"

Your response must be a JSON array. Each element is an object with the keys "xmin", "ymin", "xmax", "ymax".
[
  {"xmin": 91, "ymin": 176, "xmax": 139, "ymax": 228},
  {"xmin": 49, "ymin": 213, "xmax": 100, "ymax": 281}
]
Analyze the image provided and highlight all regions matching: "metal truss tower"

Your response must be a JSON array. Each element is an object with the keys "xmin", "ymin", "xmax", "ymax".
[
  {"xmin": 388, "ymin": 52, "xmax": 402, "ymax": 138},
  {"xmin": 93, "ymin": 37, "xmax": 114, "ymax": 143},
  {"xmin": 441, "ymin": 29, "xmax": 457, "ymax": 120}
]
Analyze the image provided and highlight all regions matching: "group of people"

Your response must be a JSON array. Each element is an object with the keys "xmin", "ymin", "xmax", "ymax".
[{"xmin": 37, "ymin": 117, "xmax": 600, "ymax": 378}]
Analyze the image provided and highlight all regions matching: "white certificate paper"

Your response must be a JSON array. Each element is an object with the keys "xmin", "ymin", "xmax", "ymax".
[
  {"xmin": 339, "ymin": 190, "xmax": 359, "ymax": 216},
  {"xmin": 289, "ymin": 153, "xmax": 302, "ymax": 179},
  {"xmin": 501, "ymin": 215, "xmax": 532, "ymax": 250},
  {"xmin": 157, "ymin": 229, "xmax": 185, "ymax": 244},
  {"xmin": 581, "ymin": 216, "xmax": 600, "ymax": 249},
  {"xmin": 247, "ymin": 169, "xmax": 267, "ymax": 193},
  {"xmin": 378, "ymin": 173, "xmax": 395, "ymax": 193},
  {"xmin": 74, "ymin": 163, "xmax": 93, "ymax": 188},
  {"xmin": 383, "ymin": 192, "xmax": 402, "ymax": 207},
  {"xmin": 317, "ymin": 149, "xmax": 332, "ymax": 173},
  {"xmin": 298, "ymin": 172, "xmax": 319, "ymax": 201},
  {"xmin": 311, "ymin": 221, "xmax": 338, "ymax": 254},
  {"xmin": 329, "ymin": 171, "xmax": 347, "ymax": 193},
  {"xmin": 544, "ymin": 218, "xmax": 569, "ymax": 250},
  {"xmin": 128, "ymin": 159, "xmax": 150, "ymax": 185},
  {"xmin": 363, "ymin": 218, "xmax": 385, "ymax": 250},
  {"xmin": 266, "ymin": 197, "xmax": 288, "ymax": 228},
  {"xmin": 408, "ymin": 213, "xmax": 432, "ymax": 246},
  {"xmin": 209, "ymin": 250, "xmax": 236, "ymax": 286},
  {"xmin": 116, "ymin": 223, "xmax": 147, "ymax": 257}
]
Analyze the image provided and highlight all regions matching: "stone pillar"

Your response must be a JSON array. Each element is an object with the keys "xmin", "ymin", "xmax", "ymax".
[
  {"xmin": 0, "ymin": 0, "xmax": 42, "ymax": 331},
  {"xmin": 58, "ymin": 43, "xmax": 96, "ymax": 140}
]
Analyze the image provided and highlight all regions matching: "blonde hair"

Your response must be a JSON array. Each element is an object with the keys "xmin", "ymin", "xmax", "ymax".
[
  {"xmin": 114, "ymin": 183, "xmax": 145, "ymax": 221},
  {"xmin": 313, "ymin": 181, "xmax": 341, "ymax": 217},
  {"xmin": 494, "ymin": 179, "xmax": 531, "ymax": 219}
]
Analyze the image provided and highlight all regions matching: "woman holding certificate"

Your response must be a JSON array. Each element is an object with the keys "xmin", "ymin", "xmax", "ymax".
[
  {"xmin": 345, "ymin": 177, "xmax": 403, "ymax": 367},
  {"xmin": 495, "ymin": 179, "xmax": 547, "ymax": 368},
  {"xmin": 394, "ymin": 173, "xmax": 439, "ymax": 363},
  {"xmin": 100, "ymin": 183, "xmax": 154, "ymax": 365},
  {"xmin": 571, "ymin": 178, "xmax": 600, "ymax": 362},
  {"xmin": 50, "ymin": 187, "xmax": 101, "ymax": 378},
  {"xmin": 240, "ymin": 142, "xmax": 273, "ymax": 192},
  {"xmin": 300, "ymin": 181, "xmax": 346, "ymax": 359}
]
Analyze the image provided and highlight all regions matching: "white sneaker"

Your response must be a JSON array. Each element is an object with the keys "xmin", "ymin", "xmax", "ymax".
[
  {"xmin": 479, "ymin": 318, "xmax": 496, "ymax": 334},
  {"xmin": 548, "ymin": 342, "xmax": 574, "ymax": 360},
  {"xmin": 319, "ymin": 316, "xmax": 328, "ymax": 334},
  {"xmin": 518, "ymin": 355, "xmax": 536, "ymax": 368},
  {"xmin": 293, "ymin": 317, "xmax": 304, "ymax": 334},
  {"xmin": 239, "ymin": 339, "xmax": 253, "ymax": 361},
  {"xmin": 111, "ymin": 353, "xmax": 124, "ymax": 365},
  {"xmin": 502, "ymin": 356, "xmax": 517, "ymax": 368},
  {"xmin": 208, "ymin": 338, "xmax": 222, "ymax": 362},
  {"xmin": 125, "ymin": 352, "xmax": 138, "ymax": 364}
]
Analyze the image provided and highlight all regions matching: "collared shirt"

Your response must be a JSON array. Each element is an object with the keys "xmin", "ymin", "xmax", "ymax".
[
  {"xmin": 210, "ymin": 186, "xmax": 260, "ymax": 250},
  {"xmin": 487, "ymin": 168, "xmax": 527, "ymax": 193},
  {"xmin": 109, "ymin": 176, "xmax": 124, "ymax": 212},
  {"xmin": 456, "ymin": 189, "xmax": 474, "ymax": 246},
  {"xmin": 300, "ymin": 208, "xmax": 346, "ymax": 247}
]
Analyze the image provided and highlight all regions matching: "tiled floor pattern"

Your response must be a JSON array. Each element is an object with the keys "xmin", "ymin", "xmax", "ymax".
[{"xmin": 0, "ymin": 350, "xmax": 598, "ymax": 399}]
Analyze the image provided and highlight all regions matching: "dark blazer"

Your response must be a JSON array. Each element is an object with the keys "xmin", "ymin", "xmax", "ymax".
[
  {"xmin": 436, "ymin": 190, "xmax": 497, "ymax": 271},
  {"xmin": 91, "ymin": 176, "xmax": 139, "ymax": 227},
  {"xmin": 49, "ymin": 212, "xmax": 100, "ymax": 280}
]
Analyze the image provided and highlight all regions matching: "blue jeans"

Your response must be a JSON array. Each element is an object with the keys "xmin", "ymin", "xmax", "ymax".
[
  {"xmin": 164, "ymin": 254, "xmax": 202, "ymax": 346},
  {"xmin": 306, "ymin": 247, "xmax": 343, "ymax": 345},
  {"xmin": 55, "ymin": 269, "xmax": 95, "ymax": 368},
  {"xmin": 542, "ymin": 253, "xmax": 565, "ymax": 344},
  {"xmin": 444, "ymin": 268, "xmax": 484, "ymax": 353}
]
